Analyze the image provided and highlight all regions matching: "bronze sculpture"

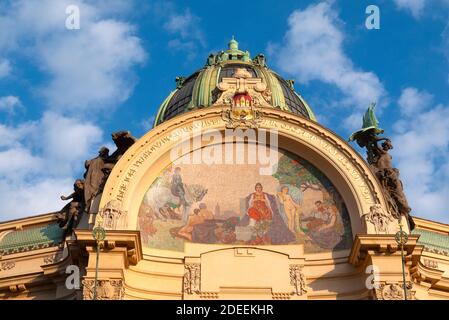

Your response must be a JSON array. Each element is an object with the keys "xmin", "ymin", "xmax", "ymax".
[
  {"xmin": 57, "ymin": 130, "xmax": 137, "ymax": 235},
  {"xmin": 349, "ymin": 103, "xmax": 415, "ymax": 230},
  {"xmin": 84, "ymin": 146, "xmax": 110, "ymax": 214},
  {"xmin": 57, "ymin": 179, "xmax": 85, "ymax": 237},
  {"xmin": 100, "ymin": 131, "xmax": 137, "ymax": 184}
]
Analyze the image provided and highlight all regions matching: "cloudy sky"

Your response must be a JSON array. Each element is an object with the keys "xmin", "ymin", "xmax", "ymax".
[{"xmin": 0, "ymin": 0, "xmax": 448, "ymax": 223}]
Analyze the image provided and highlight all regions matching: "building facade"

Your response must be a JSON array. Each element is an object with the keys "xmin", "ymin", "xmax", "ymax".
[{"xmin": 1, "ymin": 40, "xmax": 449, "ymax": 300}]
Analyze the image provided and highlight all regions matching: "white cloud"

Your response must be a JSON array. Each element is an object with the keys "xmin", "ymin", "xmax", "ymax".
[
  {"xmin": 0, "ymin": 113, "xmax": 103, "ymax": 221},
  {"xmin": 393, "ymin": 0, "xmax": 427, "ymax": 18},
  {"xmin": 398, "ymin": 87, "xmax": 433, "ymax": 117},
  {"xmin": 271, "ymin": 2, "xmax": 387, "ymax": 129},
  {"xmin": 0, "ymin": 0, "xmax": 145, "ymax": 221},
  {"xmin": 140, "ymin": 116, "xmax": 155, "ymax": 133},
  {"xmin": 392, "ymin": 87, "xmax": 449, "ymax": 223},
  {"xmin": 0, "ymin": 113, "xmax": 103, "ymax": 178},
  {"xmin": 0, "ymin": 147, "xmax": 42, "ymax": 176},
  {"xmin": 157, "ymin": 3, "xmax": 205, "ymax": 57},
  {"xmin": 39, "ymin": 19, "xmax": 145, "ymax": 111},
  {"xmin": 38, "ymin": 112, "xmax": 103, "ymax": 174},
  {"xmin": 393, "ymin": 0, "xmax": 449, "ymax": 18},
  {"xmin": 0, "ymin": 178, "xmax": 74, "ymax": 219},
  {"xmin": 0, "ymin": 96, "xmax": 22, "ymax": 113},
  {"xmin": 0, "ymin": 58, "xmax": 11, "ymax": 78},
  {"xmin": 0, "ymin": 0, "xmax": 146, "ymax": 113},
  {"xmin": 164, "ymin": 8, "xmax": 204, "ymax": 44}
]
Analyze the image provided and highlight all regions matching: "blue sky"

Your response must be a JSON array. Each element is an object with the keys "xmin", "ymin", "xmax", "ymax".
[{"xmin": 1, "ymin": 0, "xmax": 449, "ymax": 223}]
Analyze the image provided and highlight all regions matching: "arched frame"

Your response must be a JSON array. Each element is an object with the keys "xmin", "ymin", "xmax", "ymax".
[{"xmin": 99, "ymin": 107, "xmax": 392, "ymax": 256}]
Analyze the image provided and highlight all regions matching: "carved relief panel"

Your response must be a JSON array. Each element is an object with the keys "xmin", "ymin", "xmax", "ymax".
[
  {"xmin": 373, "ymin": 282, "xmax": 415, "ymax": 300},
  {"xmin": 82, "ymin": 278, "xmax": 124, "ymax": 300}
]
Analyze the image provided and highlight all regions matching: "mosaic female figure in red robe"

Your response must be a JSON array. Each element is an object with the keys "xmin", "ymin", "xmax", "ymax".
[
  {"xmin": 247, "ymin": 183, "xmax": 273, "ymax": 226},
  {"xmin": 242, "ymin": 182, "xmax": 295, "ymax": 244}
]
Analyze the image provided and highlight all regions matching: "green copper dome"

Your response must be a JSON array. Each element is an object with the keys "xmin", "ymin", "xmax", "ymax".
[{"xmin": 154, "ymin": 39, "xmax": 316, "ymax": 126}]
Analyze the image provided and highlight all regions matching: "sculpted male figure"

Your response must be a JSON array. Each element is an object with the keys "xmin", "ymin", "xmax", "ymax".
[
  {"xmin": 57, "ymin": 179, "xmax": 85, "ymax": 237},
  {"xmin": 84, "ymin": 131, "xmax": 137, "ymax": 213},
  {"xmin": 84, "ymin": 147, "xmax": 109, "ymax": 213},
  {"xmin": 56, "ymin": 130, "xmax": 137, "ymax": 235}
]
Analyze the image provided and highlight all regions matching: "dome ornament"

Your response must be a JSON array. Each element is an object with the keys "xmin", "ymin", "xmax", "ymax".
[
  {"xmin": 214, "ymin": 67, "xmax": 271, "ymax": 128},
  {"xmin": 286, "ymin": 80, "xmax": 295, "ymax": 90},
  {"xmin": 205, "ymin": 37, "xmax": 251, "ymax": 65},
  {"xmin": 214, "ymin": 67, "xmax": 271, "ymax": 106},
  {"xmin": 253, "ymin": 54, "xmax": 267, "ymax": 68},
  {"xmin": 228, "ymin": 36, "xmax": 239, "ymax": 51},
  {"xmin": 175, "ymin": 76, "xmax": 185, "ymax": 89}
]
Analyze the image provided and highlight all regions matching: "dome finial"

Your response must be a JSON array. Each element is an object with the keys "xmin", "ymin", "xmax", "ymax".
[{"xmin": 228, "ymin": 36, "xmax": 239, "ymax": 51}]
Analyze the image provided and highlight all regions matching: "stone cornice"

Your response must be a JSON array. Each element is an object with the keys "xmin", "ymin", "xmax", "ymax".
[
  {"xmin": 0, "ymin": 212, "xmax": 59, "ymax": 232},
  {"xmin": 349, "ymin": 234, "xmax": 421, "ymax": 267},
  {"xmin": 413, "ymin": 217, "xmax": 449, "ymax": 235},
  {"xmin": 74, "ymin": 230, "xmax": 143, "ymax": 266}
]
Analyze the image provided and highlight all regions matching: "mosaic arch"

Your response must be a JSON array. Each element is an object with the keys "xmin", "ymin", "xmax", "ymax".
[{"xmin": 137, "ymin": 147, "xmax": 353, "ymax": 253}]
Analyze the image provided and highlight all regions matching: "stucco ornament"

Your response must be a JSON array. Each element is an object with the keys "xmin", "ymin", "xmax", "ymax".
[
  {"xmin": 374, "ymin": 282, "xmax": 414, "ymax": 300},
  {"xmin": 96, "ymin": 200, "xmax": 127, "ymax": 230},
  {"xmin": 289, "ymin": 265, "xmax": 307, "ymax": 296},
  {"xmin": 0, "ymin": 261, "xmax": 15, "ymax": 271},
  {"xmin": 82, "ymin": 279, "xmax": 124, "ymax": 300},
  {"xmin": 43, "ymin": 252, "xmax": 63, "ymax": 265},
  {"xmin": 183, "ymin": 263, "xmax": 201, "ymax": 295},
  {"xmin": 362, "ymin": 204, "xmax": 395, "ymax": 234}
]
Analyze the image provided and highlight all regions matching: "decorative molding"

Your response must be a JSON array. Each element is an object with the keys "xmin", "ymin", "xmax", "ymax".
[
  {"xmin": 272, "ymin": 292, "xmax": 292, "ymax": 300},
  {"xmin": 423, "ymin": 259, "xmax": 439, "ymax": 269},
  {"xmin": 9, "ymin": 284, "xmax": 26, "ymax": 292},
  {"xmin": 374, "ymin": 282, "xmax": 415, "ymax": 300},
  {"xmin": 289, "ymin": 264, "xmax": 307, "ymax": 296},
  {"xmin": 0, "ymin": 242, "xmax": 55, "ymax": 256},
  {"xmin": 362, "ymin": 204, "xmax": 395, "ymax": 234},
  {"xmin": 183, "ymin": 263, "xmax": 201, "ymax": 295},
  {"xmin": 0, "ymin": 261, "xmax": 15, "ymax": 271},
  {"xmin": 199, "ymin": 292, "xmax": 219, "ymax": 299},
  {"xmin": 43, "ymin": 252, "xmax": 63, "ymax": 265},
  {"xmin": 82, "ymin": 279, "xmax": 124, "ymax": 300},
  {"xmin": 234, "ymin": 248, "xmax": 254, "ymax": 257},
  {"xmin": 422, "ymin": 246, "xmax": 449, "ymax": 256}
]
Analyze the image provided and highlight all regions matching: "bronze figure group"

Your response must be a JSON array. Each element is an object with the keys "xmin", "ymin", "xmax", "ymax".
[{"xmin": 57, "ymin": 131, "xmax": 136, "ymax": 237}]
